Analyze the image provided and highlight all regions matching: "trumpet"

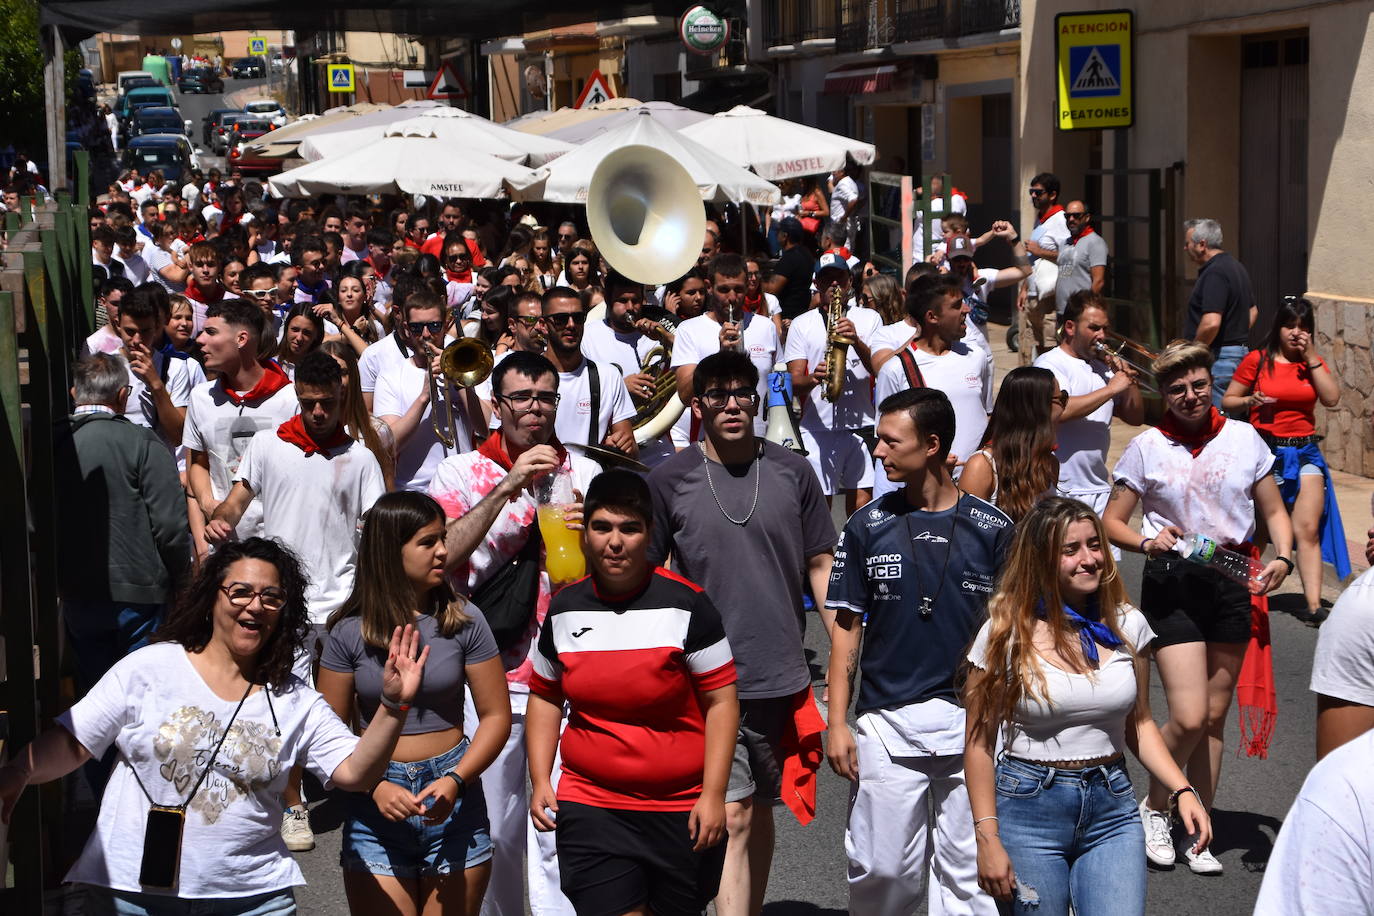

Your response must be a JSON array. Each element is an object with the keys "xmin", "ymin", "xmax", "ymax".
[
  {"xmin": 1092, "ymin": 331, "xmax": 1159, "ymax": 395},
  {"xmin": 428, "ymin": 334, "xmax": 495, "ymax": 449}
]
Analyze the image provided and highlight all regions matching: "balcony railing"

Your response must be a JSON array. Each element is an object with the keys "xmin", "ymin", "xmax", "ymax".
[
  {"xmin": 812, "ymin": 0, "xmax": 1021, "ymax": 51},
  {"xmin": 766, "ymin": 0, "xmax": 837, "ymax": 46}
]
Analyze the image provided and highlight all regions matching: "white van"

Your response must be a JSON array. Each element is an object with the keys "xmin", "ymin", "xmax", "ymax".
[{"xmin": 116, "ymin": 70, "xmax": 157, "ymax": 94}]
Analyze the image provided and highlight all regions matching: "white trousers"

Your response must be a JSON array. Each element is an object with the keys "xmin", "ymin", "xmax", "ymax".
[
  {"xmin": 846, "ymin": 727, "xmax": 995, "ymax": 916},
  {"xmin": 466, "ymin": 691, "xmax": 575, "ymax": 916}
]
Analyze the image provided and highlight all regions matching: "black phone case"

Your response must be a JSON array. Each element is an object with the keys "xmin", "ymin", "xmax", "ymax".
[{"xmin": 139, "ymin": 806, "xmax": 185, "ymax": 889}]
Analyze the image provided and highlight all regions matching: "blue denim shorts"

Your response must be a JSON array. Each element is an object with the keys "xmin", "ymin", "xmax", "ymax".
[
  {"xmin": 73, "ymin": 885, "xmax": 296, "ymax": 915},
  {"xmin": 340, "ymin": 738, "xmax": 492, "ymax": 879}
]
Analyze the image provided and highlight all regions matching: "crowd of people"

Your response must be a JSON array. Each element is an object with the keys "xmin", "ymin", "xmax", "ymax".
[{"xmin": 0, "ymin": 161, "xmax": 1364, "ymax": 916}]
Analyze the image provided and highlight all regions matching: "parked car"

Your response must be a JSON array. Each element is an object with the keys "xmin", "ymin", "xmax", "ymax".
[
  {"xmin": 177, "ymin": 67, "xmax": 224, "ymax": 94},
  {"xmin": 116, "ymin": 86, "xmax": 177, "ymax": 122},
  {"xmin": 123, "ymin": 135, "xmax": 197, "ymax": 185},
  {"xmin": 230, "ymin": 57, "xmax": 266, "ymax": 79},
  {"xmin": 211, "ymin": 114, "xmax": 244, "ymax": 154},
  {"xmin": 243, "ymin": 99, "xmax": 288, "ymax": 128},
  {"xmin": 130, "ymin": 107, "xmax": 192, "ymax": 140},
  {"xmin": 227, "ymin": 118, "xmax": 273, "ymax": 151},
  {"xmin": 228, "ymin": 127, "xmax": 284, "ymax": 177},
  {"xmin": 201, "ymin": 108, "xmax": 242, "ymax": 145}
]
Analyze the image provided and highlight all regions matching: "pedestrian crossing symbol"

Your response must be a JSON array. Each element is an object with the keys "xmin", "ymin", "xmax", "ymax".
[
  {"xmin": 1069, "ymin": 46, "xmax": 1121, "ymax": 97},
  {"xmin": 248, "ymin": 37, "xmax": 267, "ymax": 56},
  {"xmin": 327, "ymin": 63, "xmax": 355, "ymax": 93},
  {"xmin": 1056, "ymin": 9, "xmax": 1133, "ymax": 131}
]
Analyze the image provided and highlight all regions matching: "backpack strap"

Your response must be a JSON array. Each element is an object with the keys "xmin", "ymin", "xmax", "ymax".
[{"xmin": 586, "ymin": 360, "xmax": 601, "ymax": 445}]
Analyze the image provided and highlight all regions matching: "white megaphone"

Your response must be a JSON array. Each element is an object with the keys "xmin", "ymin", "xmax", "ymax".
[{"xmin": 764, "ymin": 363, "xmax": 807, "ymax": 456}]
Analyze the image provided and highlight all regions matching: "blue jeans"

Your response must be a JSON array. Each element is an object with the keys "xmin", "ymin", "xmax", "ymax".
[
  {"xmin": 75, "ymin": 885, "xmax": 296, "ymax": 915},
  {"xmin": 1210, "ymin": 344, "xmax": 1248, "ymax": 408},
  {"xmin": 993, "ymin": 757, "xmax": 1146, "ymax": 916},
  {"xmin": 340, "ymin": 738, "xmax": 492, "ymax": 879}
]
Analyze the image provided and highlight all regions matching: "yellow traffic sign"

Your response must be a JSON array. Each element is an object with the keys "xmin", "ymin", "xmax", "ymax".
[
  {"xmin": 327, "ymin": 63, "xmax": 355, "ymax": 93},
  {"xmin": 248, "ymin": 36, "xmax": 268, "ymax": 56},
  {"xmin": 1056, "ymin": 9, "xmax": 1133, "ymax": 131}
]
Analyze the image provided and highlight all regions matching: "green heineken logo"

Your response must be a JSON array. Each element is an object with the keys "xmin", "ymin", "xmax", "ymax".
[{"xmin": 680, "ymin": 5, "xmax": 730, "ymax": 55}]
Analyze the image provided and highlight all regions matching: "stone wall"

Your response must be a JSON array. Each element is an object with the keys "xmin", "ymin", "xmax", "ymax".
[{"xmin": 1312, "ymin": 294, "xmax": 1374, "ymax": 477}]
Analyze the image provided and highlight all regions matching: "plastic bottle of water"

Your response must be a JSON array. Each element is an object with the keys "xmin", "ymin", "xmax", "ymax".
[{"xmin": 1176, "ymin": 533, "xmax": 1267, "ymax": 594}]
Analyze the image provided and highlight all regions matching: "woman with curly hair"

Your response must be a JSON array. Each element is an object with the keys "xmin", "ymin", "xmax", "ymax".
[
  {"xmin": 0, "ymin": 538, "xmax": 428, "ymax": 912},
  {"xmin": 963, "ymin": 498, "xmax": 1209, "ymax": 915},
  {"xmin": 959, "ymin": 366, "xmax": 1065, "ymax": 522}
]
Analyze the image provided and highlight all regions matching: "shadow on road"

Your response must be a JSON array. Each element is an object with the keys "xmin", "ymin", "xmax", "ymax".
[
  {"xmin": 762, "ymin": 903, "xmax": 847, "ymax": 916},
  {"xmin": 1209, "ymin": 806, "xmax": 1283, "ymax": 873}
]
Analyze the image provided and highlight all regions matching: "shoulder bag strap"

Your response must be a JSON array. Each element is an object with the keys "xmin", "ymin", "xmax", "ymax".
[{"xmin": 586, "ymin": 360, "xmax": 601, "ymax": 445}]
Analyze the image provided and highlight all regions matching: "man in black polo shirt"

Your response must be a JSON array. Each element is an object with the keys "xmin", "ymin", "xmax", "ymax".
[
  {"xmin": 826, "ymin": 387, "xmax": 1011, "ymax": 914},
  {"xmin": 1181, "ymin": 217, "xmax": 1256, "ymax": 406},
  {"xmin": 765, "ymin": 217, "xmax": 815, "ymax": 323}
]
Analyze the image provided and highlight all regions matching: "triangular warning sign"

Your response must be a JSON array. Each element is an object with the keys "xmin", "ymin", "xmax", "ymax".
[
  {"xmin": 427, "ymin": 62, "xmax": 469, "ymax": 101},
  {"xmin": 573, "ymin": 70, "xmax": 614, "ymax": 110},
  {"xmin": 1071, "ymin": 47, "xmax": 1119, "ymax": 93}
]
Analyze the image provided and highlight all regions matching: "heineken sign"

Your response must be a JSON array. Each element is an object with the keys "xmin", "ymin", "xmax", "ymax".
[{"xmin": 680, "ymin": 5, "xmax": 730, "ymax": 55}]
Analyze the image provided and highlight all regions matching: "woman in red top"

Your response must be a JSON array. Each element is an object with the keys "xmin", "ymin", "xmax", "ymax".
[{"xmin": 1223, "ymin": 297, "xmax": 1345, "ymax": 624}]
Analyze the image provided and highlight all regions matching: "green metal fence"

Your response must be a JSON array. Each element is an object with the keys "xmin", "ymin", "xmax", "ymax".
[{"xmin": 0, "ymin": 148, "xmax": 93, "ymax": 910}]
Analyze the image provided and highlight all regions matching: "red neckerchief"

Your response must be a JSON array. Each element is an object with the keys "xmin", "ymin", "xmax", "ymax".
[
  {"xmin": 1036, "ymin": 204, "xmax": 1065, "ymax": 226},
  {"xmin": 183, "ymin": 281, "xmax": 225, "ymax": 304},
  {"xmin": 1236, "ymin": 541, "xmax": 1276, "ymax": 758},
  {"xmin": 404, "ymin": 238, "xmax": 422, "ymax": 250},
  {"xmin": 744, "ymin": 292, "xmax": 767, "ymax": 316},
  {"xmin": 476, "ymin": 430, "xmax": 567, "ymax": 473},
  {"xmin": 446, "ymin": 267, "xmax": 473, "ymax": 284},
  {"xmin": 276, "ymin": 414, "xmax": 352, "ymax": 456},
  {"xmin": 1068, "ymin": 225, "xmax": 1098, "ymax": 242},
  {"xmin": 1157, "ymin": 406, "xmax": 1227, "ymax": 458},
  {"xmin": 951, "ymin": 186, "xmax": 968, "ymax": 201},
  {"xmin": 222, "ymin": 360, "xmax": 292, "ymax": 407},
  {"xmin": 364, "ymin": 257, "xmax": 391, "ymax": 282}
]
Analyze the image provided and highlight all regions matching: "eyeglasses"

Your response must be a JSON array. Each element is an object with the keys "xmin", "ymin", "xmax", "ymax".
[
  {"xmin": 1164, "ymin": 379, "xmax": 1211, "ymax": 398},
  {"xmin": 700, "ymin": 387, "xmax": 760, "ymax": 410},
  {"xmin": 219, "ymin": 583, "xmax": 287, "ymax": 611},
  {"xmin": 543, "ymin": 312, "xmax": 586, "ymax": 327},
  {"xmin": 241, "ymin": 288, "xmax": 274, "ymax": 301},
  {"xmin": 511, "ymin": 315, "xmax": 543, "ymax": 328},
  {"xmin": 407, "ymin": 320, "xmax": 444, "ymax": 334},
  {"xmin": 558, "ymin": 233, "xmax": 576, "ymax": 241},
  {"xmin": 496, "ymin": 391, "xmax": 560, "ymax": 410}
]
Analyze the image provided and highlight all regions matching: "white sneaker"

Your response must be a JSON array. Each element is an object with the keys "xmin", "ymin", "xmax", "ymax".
[
  {"xmin": 281, "ymin": 804, "xmax": 315, "ymax": 852},
  {"xmin": 1140, "ymin": 801, "xmax": 1175, "ymax": 867},
  {"xmin": 1185, "ymin": 844, "xmax": 1223, "ymax": 875}
]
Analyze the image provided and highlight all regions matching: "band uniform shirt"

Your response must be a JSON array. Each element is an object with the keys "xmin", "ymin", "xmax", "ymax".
[
  {"xmin": 552, "ymin": 358, "xmax": 634, "ymax": 449},
  {"xmin": 1034, "ymin": 346, "xmax": 1122, "ymax": 498},
  {"xmin": 782, "ymin": 304, "xmax": 883, "ymax": 433},
  {"xmin": 670, "ymin": 312, "xmax": 779, "ymax": 438},
  {"xmin": 873, "ymin": 341, "xmax": 992, "ymax": 466}
]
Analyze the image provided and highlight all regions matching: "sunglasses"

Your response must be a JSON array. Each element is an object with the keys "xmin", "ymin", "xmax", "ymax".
[
  {"xmin": 445, "ymin": 253, "xmax": 470, "ymax": 263},
  {"xmin": 241, "ymin": 288, "xmax": 274, "ymax": 301},
  {"xmin": 407, "ymin": 320, "xmax": 444, "ymax": 334},
  {"xmin": 543, "ymin": 312, "xmax": 586, "ymax": 327},
  {"xmin": 512, "ymin": 315, "xmax": 543, "ymax": 328}
]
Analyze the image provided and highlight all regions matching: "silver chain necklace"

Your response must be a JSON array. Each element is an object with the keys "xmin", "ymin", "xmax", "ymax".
[{"xmin": 700, "ymin": 442, "xmax": 761, "ymax": 526}]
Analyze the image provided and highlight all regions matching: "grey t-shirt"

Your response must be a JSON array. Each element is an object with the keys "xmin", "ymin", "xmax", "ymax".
[
  {"xmin": 648, "ymin": 441, "xmax": 837, "ymax": 699},
  {"xmin": 1054, "ymin": 230, "xmax": 1109, "ymax": 312},
  {"xmin": 321, "ymin": 609, "xmax": 500, "ymax": 734}
]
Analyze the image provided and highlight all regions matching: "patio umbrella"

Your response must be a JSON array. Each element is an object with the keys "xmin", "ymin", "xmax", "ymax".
[
  {"xmin": 299, "ymin": 107, "xmax": 573, "ymax": 167},
  {"xmin": 540, "ymin": 100, "xmax": 710, "ymax": 144},
  {"xmin": 512, "ymin": 109, "xmax": 777, "ymax": 206},
  {"xmin": 238, "ymin": 102, "xmax": 390, "ymax": 160},
  {"xmin": 268, "ymin": 120, "xmax": 547, "ymax": 199},
  {"xmin": 678, "ymin": 105, "xmax": 876, "ymax": 181}
]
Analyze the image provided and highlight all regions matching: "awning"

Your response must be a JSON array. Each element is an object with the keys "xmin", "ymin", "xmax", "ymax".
[{"xmin": 823, "ymin": 63, "xmax": 900, "ymax": 95}]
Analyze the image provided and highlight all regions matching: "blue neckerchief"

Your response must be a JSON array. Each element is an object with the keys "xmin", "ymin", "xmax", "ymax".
[{"xmin": 1036, "ymin": 599, "xmax": 1122, "ymax": 666}]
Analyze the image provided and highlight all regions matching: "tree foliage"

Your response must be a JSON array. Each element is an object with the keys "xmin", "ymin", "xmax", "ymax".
[{"xmin": 0, "ymin": 0, "xmax": 45, "ymax": 156}]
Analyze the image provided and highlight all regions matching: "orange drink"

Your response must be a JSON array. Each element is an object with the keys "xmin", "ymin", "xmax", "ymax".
[{"xmin": 538, "ymin": 504, "xmax": 585, "ymax": 586}]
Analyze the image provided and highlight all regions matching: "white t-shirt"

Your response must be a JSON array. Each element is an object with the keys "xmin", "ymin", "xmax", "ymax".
[
  {"xmin": 82, "ymin": 326, "xmax": 123, "ymax": 357},
  {"xmin": 143, "ymin": 244, "xmax": 187, "ymax": 294},
  {"xmin": 1034, "ymin": 345, "xmax": 1122, "ymax": 496},
  {"xmin": 372, "ymin": 359, "xmax": 474, "ymax": 492},
  {"xmin": 1112, "ymin": 419, "xmax": 1274, "ymax": 546},
  {"xmin": 1310, "ymin": 566, "xmax": 1374, "ymax": 706},
  {"xmin": 181, "ymin": 183, "xmax": 201, "ymax": 210},
  {"xmin": 581, "ymin": 317, "xmax": 659, "ymax": 379},
  {"xmin": 874, "ymin": 341, "xmax": 992, "ymax": 465},
  {"xmin": 782, "ymin": 305, "xmax": 883, "ymax": 432},
  {"xmin": 871, "ymin": 320, "xmax": 918, "ymax": 357},
  {"xmin": 830, "ymin": 175, "xmax": 859, "ymax": 230},
  {"xmin": 236, "ymin": 431, "xmax": 385, "ymax": 624},
  {"xmin": 670, "ymin": 311, "xmax": 778, "ymax": 437},
  {"xmin": 57, "ymin": 643, "xmax": 358, "ymax": 898},
  {"xmin": 553, "ymin": 358, "xmax": 634, "ymax": 449},
  {"xmin": 1255, "ymin": 729, "xmax": 1374, "ymax": 914},
  {"xmin": 914, "ymin": 193, "xmax": 968, "ymax": 257},
  {"xmin": 359, "ymin": 332, "xmax": 411, "ymax": 395},
  {"xmin": 1029, "ymin": 209, "xmax": 1071, "ymax": 299},
  {"xmin": 123, "ymin": 349, "xmax": 204, "ymax": 449},
  {"xmin": 967, "ymin": 605, "xmax": 1154, "ymax": 760},
  {"xmin": 115, "ymin": 248, "xmax": 150, "ymax": 286},
  {"xmin": 183, "ymin": 379, "xmax": 300, "ymax": 538},
  {"xmin": 202, "ymin": 203, "xmax": 223, "ymax": 232}
]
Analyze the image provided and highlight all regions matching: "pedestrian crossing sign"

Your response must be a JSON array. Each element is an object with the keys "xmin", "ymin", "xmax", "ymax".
[
  {"xmin": 327, "ymin": 63, "xmax": 355, "ymax": 93},
  {"xmin": 1056, "ymin": 9, "xmax": 1133, "ymax": 131},
  {"xmin": 248, "ymin": 37, "xmax": 267, "ymax": 56}
]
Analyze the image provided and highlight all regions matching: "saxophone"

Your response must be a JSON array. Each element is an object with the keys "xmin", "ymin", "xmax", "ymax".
[{"xmin": 823, "ymin": 283, "xmax": 855, "ymax": 401}]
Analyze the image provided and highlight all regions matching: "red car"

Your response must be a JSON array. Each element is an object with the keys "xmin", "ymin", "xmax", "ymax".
[{"xmin": 227, "ymin": 119, "xmax": 282, "ymax": 175}]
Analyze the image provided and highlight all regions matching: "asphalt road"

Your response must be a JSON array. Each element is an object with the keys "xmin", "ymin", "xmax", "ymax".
[
  {"xmin": 287, "ymin": 511, "xmax": 1332, "ymax": 915},
  {"xmin": 170, "ymin": 75, "xmax": 267, "ymax": 172}
]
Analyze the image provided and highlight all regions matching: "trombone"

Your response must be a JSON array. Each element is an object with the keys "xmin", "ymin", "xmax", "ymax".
[
  {"xmin": 428, "ymin": 333, "xmax": 495, "ymax": 448},
  {"xmin": 1092, "ymin": 331, "xmax": 1159, "ymax": 395}
]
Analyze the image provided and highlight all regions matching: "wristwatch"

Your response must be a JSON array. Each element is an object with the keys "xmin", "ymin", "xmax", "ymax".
[{"xmin": 444, "ymin": 771, "xmax": 467, "ymax": 798}]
